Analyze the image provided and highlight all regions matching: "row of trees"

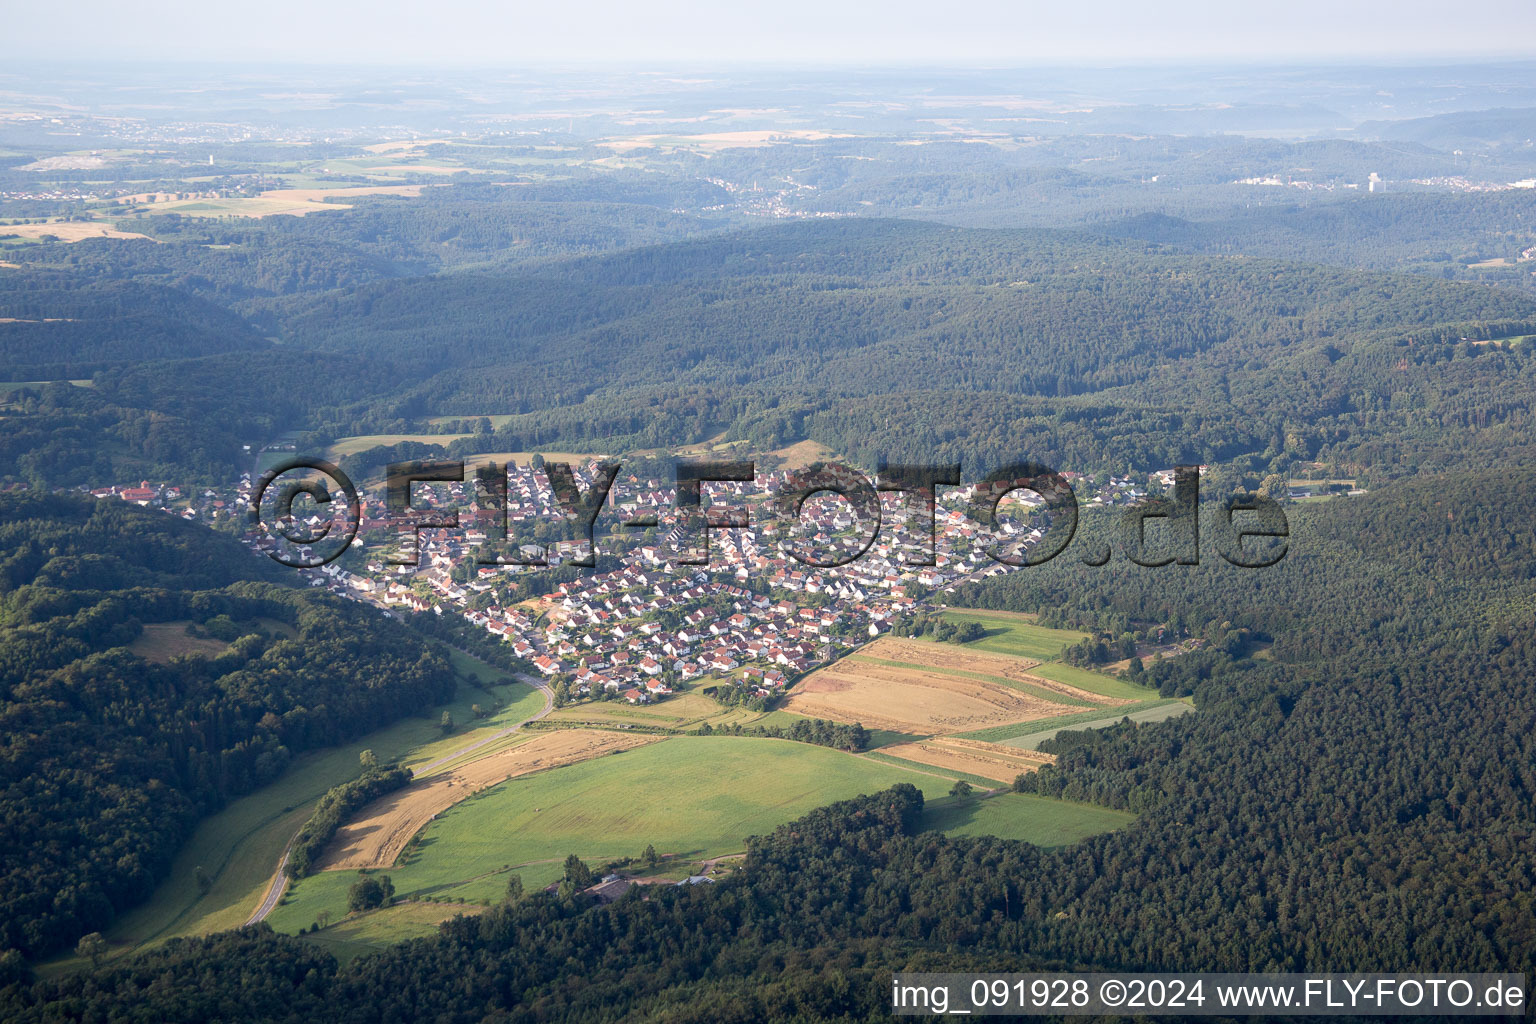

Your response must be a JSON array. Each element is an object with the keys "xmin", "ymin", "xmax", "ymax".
[{"xmin": 286, "ymin": 765, "xmax": 413, "ymax": 878}]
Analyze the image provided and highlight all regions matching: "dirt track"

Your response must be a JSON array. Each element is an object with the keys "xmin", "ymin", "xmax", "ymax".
[{"xmin": 316, "ymin": 729, "xmax": 663, "ymax": 871}]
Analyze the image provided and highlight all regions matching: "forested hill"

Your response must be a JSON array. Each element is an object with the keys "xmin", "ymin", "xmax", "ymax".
[
  {"xmin": 5, "ymin": 217, "xmax": 1536, "ymax": 489},
  {"xmin": 0, "ymin": 493, "xmax": 454, "ymax": 959},
  {"xmin": 5, "ymin": 470, "xmax": 1533, "ymax": 1020},
  {"xmin": 0, "ymin": 273, "xmax": 271, "ymax": 380},
  {"xmin": 287, "ymin": 218, "xmax": 1536, "ymax": 479},
  {"xmin": 1095, "ymin": 189, "xmax": 1536, "ymax": 277}
]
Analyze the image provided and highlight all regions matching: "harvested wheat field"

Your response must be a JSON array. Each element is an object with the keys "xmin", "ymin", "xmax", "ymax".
[
  {"xmin": 785, "ymin": 651, "xmax": 1086, "ymax": 735},
  {"xmin": 880, "ymin": 737, "xmax": 1054, "ymax": 784},
  {"xmin": 0, "ymin": 221, "xmax": 155, "ymax": 242},
  {"xmin": 316, "ymin": 729, "xmax": 663, "ymax": 871},
  {"xmin": 857, "ymin": 637, "xmax": 1130, "ymax": 706},
  {"xmin": 266, "ymin": 185, "xmax": 431, "ymax": 203},
  {"xmin": 871, "ymin": 636, "xmax": 1042, "ymax": 675}
]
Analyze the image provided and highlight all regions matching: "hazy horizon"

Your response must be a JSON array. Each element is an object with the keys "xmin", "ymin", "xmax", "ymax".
[{"xmin": 6, "ymin": 0, "xmax": 1535, "ymax": 66}]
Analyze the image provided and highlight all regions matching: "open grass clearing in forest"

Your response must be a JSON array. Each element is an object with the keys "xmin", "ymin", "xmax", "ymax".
[
  {"xmin": 1467, "ymin": 332, "xmax": 1535, "ymax": 346},
  {"xmin": 316, "ymin": 729, "xmax": 662, "ymax": 872},
  {"xmin": 125, "ymin": 621, "xmax": 230, "ymax": 663},
  {"xmin": 762, "ymin": 438, "xmax": 837, "ymax": 469},
  {"xmin": 271, "ymin": 737, "xmax": 1138, "ymax": 943},
  {"xmin": 426, "ymin": 413, "xmax": 520, "ymax": 428},
  {"xmin": 920, "ymin": 792, "xmax": 1135, "ymax": 846},
  {"xmin": 0, "ymin": 380, "xmax": 93, "ymax": 401},
  {"xmin": 301, "ymin": 900, "xmax": 481, "ymax": 964},
  {"xmin": 783, "ymin": 636, "xmax": 1110, "ymax": 735}
]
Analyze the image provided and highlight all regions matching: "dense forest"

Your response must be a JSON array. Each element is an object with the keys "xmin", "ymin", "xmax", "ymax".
[
  {"xmin": 7, "ymin": 210, "xmax": 1535, "ymax": 492},
  {"xmin": 0, "ymin": 493, "xmax": 454, "ymax": 958}
]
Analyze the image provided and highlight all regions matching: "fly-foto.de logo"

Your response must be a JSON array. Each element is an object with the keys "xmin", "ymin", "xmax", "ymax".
[{"xmin": 248, "ymin": 457, "xmax": 1289, "ymax": 571}]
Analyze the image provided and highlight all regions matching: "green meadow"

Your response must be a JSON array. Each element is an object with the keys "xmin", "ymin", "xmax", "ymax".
[
  {"xmin": 932, "ymin": 609, "xmax": 1087, "ymax": 660},
  {"xmin": 270, "ymin": 736, "xmax": 1135, "ymax": 937},
  {"xmin": 1028, "ymin": 661, "xmax": 1162, "ymax": 701}
]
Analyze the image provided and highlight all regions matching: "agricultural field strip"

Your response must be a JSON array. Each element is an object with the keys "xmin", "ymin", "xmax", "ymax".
[
  {"xmin": 783, "ymin": 644, "xmax": 1090, "ymax": 734},
  {"xmin": 956, "ymin": 697, "xmax": 1185, "ymax": 743},
  {"xmin": 316, "ymin": 729, "xmax": 664, "ymax": 872},
  {"xmin": 877, "ymin": 737, "xmax": 1053, "ymax": 784},
  {"xmin": 996, "ymin": 701, "xmax": 1196, "ymax": 750},
  {"xmin": 847, "ymin": 653, "xmax": 1104, "ymax": 708},
  {"xmin": 858, "ymin": 751, "xmax": 1003, "ymax": 790},
  {"xmin": 869, "ymin": 636, "xmax": 1129, "ymax": 704}
]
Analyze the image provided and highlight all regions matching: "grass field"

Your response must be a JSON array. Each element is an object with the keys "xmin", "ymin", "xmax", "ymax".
[
  {"xmin": 114, "ymin": 185, "xmax": 432, "ymax": 219},
  {"xmin": 326, "ymin": 432, "xmax": 471, "ymax": 457},
  {"xmin": 1027, "ymin": 662, "xmax": 1162, "ymax": 701},
  {"xmin": 126, "ymin": 621, "xmax": 231, "ymax": 663},
  {"xmin": 426, "ymin": 414, "xmax": 520, "ymax": 428},
  {"xmin": 319, "ymin": 729, "xmax": 661, "ymax": 871},
  {"xmin": 301, "ymin": 901, "xmax": 481, "ymax": 964},
  {"xmin": 931, "ymin": 610, "xmax": 1088, "ymax": 660},
  {"xmin": 0, "ymin": 221, "xmax": 154, "ymax": 242},
  {"xmin": 545, "ymin": 688, "xmax": 775, "ymax": 732},
  {"xmin": 877, "ymin": 736, "xmax": 1052, "ymax": 783},
  {"xmin": 850, "ymin": 652, "xmax": 1097, "ymax": 707},
  {"xmin": 272, "ymin": 735, "xmax": 1134, "ymax": 938},
  {"xmin": 784, "ymin": 658, "xmax": 1072, "ymax": 734},
  {"xmin": 995, "ymin": 700, "xmax": 1194, "ymax": 749},
  {"xmin": 959, "ymin": 698, "xmax": 1186, "ymax": 744},
  {"xmin": 921, "ymin": 792, "xmax": 1135, "ymax": 845},
  {"xmin": 294, "ymin": 789, "xmax": 1134, "ymax": 961},
  {"xmin": 270, "ymin": 737, "xmax": 957, "ymax": 931},
  {"xmin": 36, "ymin": 650, "xmax": 530, "ymax": 975},
  {"xmin": 858, "ymin": 751, "xmax": 1002, "ymax": 790}
]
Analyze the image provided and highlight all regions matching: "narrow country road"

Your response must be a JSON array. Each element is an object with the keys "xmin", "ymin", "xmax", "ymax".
[
  {"xmin": 413, "ymin": 671, "xmax": 554, "ymax": 777},
  {"xmin": 244, "ymin": 662, "xmax": 552, "ymax": 924},
  {"xmin": 244, "ymin": 840, "xmax": 295, "ymax": 926}
]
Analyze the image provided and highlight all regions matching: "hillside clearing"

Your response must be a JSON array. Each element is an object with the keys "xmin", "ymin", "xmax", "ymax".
[{"xmin": 127, "ymin": 621, "xmax": 231, "ymax": 663}]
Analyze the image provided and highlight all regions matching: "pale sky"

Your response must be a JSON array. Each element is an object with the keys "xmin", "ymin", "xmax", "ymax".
[{"xmin": 8, "ymin": 0, "xmax": 1536, "ymax": 64}]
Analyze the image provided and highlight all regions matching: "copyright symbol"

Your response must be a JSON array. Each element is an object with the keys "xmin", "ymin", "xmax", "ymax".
[
  {"xmin": 1100, "ymin": 980, "xmax": 1126, "ymax": 1007},
  {"xmin": 248, "ymin": 457, "xmax": 359, "ymax": 568}
]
